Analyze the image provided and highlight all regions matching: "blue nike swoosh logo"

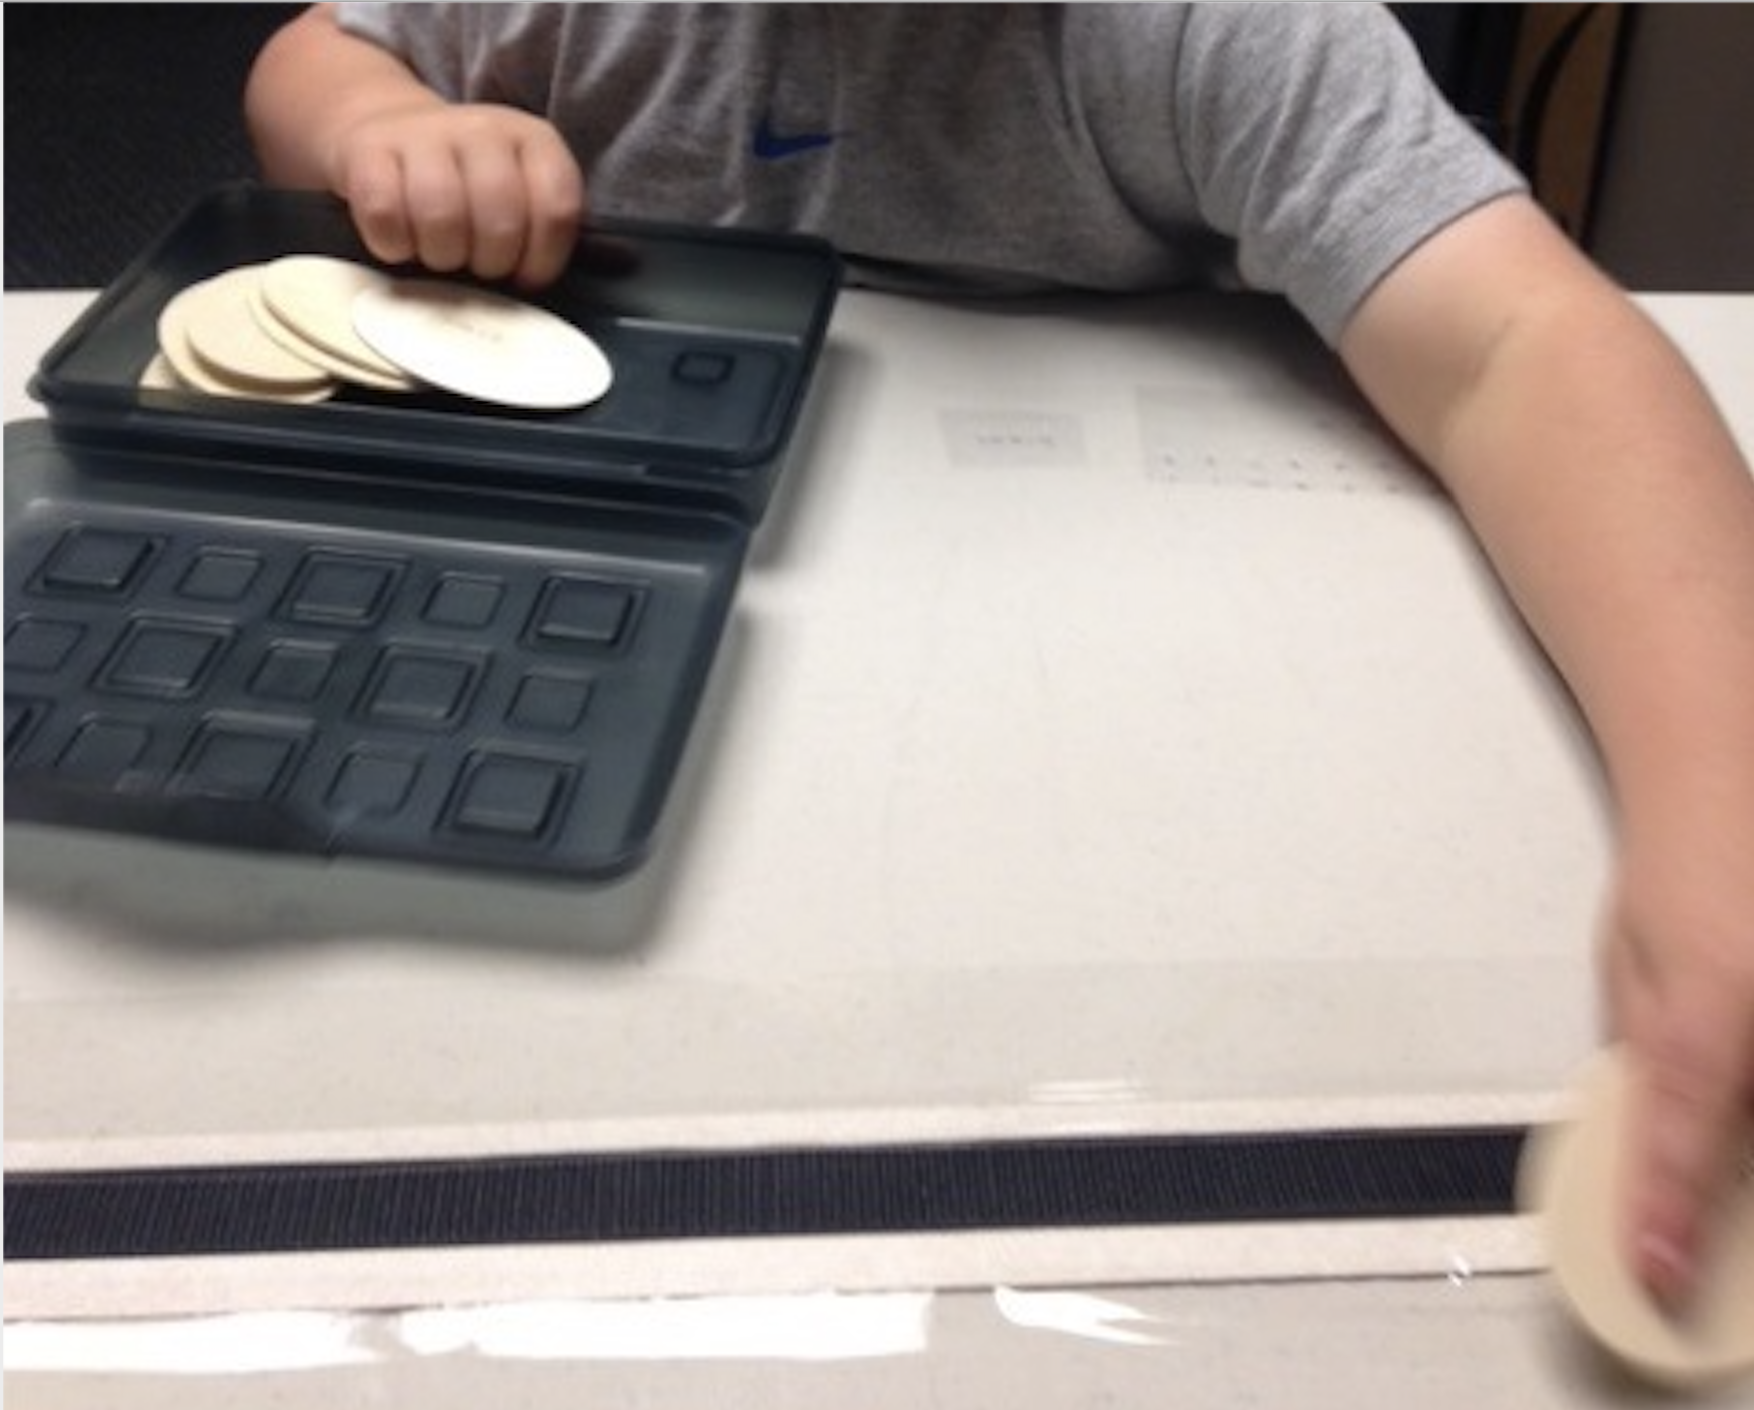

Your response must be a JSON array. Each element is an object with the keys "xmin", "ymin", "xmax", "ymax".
[{"xmin": 753, "ymin": 111, "xmax": 838, "ymax": 160}]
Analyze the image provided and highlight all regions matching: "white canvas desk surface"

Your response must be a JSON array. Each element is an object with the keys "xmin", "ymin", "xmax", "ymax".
[{"xmin": 6, "ymin": 291, "xmax": 1751, "ymax": 1307}]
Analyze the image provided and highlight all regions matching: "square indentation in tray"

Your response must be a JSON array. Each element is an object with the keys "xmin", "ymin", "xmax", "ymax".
[
  {"xmin": 96, "ymin": 617, "xmax": 233, "ymax": 698},
  {"xmin": 172, "ymin": 718, "xmax": 310, "ymax": 800},
  {"xmin": 5, "ymin": 498, "xmax": 738, "ymax": 878},
  {"xmin": 359, "ymin": 648, "xmax": 485, "ymax": 730},
  {"xmin": 281, "ymin": 550, "xmax": 406, "ymax": 628},
  {"xmin": 32, "ymin": 526, "xmax": 162, "ymax": 595},
  {"xmin": 528, "ymin": 574, "xmax": 643, "ymax": 650},
  {"xmin": 7, "ymin": 616, "xmax": 89, "ymax": 673},
  {"xmin": 446, "ymin": 751, "xmax": 576, "ymax": 840},
  {"xmin": 57, "ymin": 717, "xmax": 154, "ymax": 784},
  {"xmin": 177, "ymin": 549, "xmax": 265, "ymax": 602},
  {"xmin": 423, "ymin": 573, "xmax": 507, "ymax": 629}
]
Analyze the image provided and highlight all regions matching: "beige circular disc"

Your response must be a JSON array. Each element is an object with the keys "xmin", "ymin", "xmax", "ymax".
[
  {"xmin": 156, "ymin": 300, "xmax": 335, "ymax": 404},
  {"xmin": 259, "ymin": 255, "xmax": 419, "ymax": 383},
  {"xmin": 139, "ymin": 351, "xmax": 187, "ymax": 391},
  {"xmin": 166, "ymin": 266, "xmax": 334, "ymax": 390},
  {"xmin": 1519, "ymin": 1046, "xmax": 1754, "ymax": 1388},
  {"xmin": 155, "ymin": 305, "xmax": 261, "ymax": 396},
  {"xmin": 158, "ymin": 282, "xmax": 246, "ymax": 392},
  {"xmin": 351, "ymin": 279, "xmax": 613, "ymax": 410},
  {"xmin": 205, "ymin": 375, "xmax": 338, "ymax": 406},
  {"xmin": 248, "ymin": 280, "xmax": 417, "ymax": 392}
]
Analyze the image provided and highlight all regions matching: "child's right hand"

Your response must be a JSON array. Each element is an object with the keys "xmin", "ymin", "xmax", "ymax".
[{"xmin": 328, "ymin": 102, "xmax": 585, "ymax": 291}]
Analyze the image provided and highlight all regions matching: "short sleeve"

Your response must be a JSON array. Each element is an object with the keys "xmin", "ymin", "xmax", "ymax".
[
  {"xmin": 332, "ymin": 3, "xmax": 562, "ymax": 109},
  {"xmin": 1173, "ymin": 4, "xmax": 1528, "ymax": 344}
]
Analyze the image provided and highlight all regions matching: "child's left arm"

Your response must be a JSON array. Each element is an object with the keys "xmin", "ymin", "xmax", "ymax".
[{"xmin": 1338, "ymin": 192, "xmax": 1754, "ymax": 1310}]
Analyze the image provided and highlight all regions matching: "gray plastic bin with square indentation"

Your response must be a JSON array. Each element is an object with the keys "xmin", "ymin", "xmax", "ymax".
[{"xmin": 5, "ymin": 185, "xmax": 841, "ymax": 880}]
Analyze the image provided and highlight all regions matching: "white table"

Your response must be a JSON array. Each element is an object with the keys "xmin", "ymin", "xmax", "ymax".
[{"xmin": 7, "ymin": 285, "xmax": 1753, "ymax": 1405}]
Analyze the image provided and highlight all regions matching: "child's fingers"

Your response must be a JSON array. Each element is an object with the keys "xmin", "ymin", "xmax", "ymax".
[
  {"xmin": 330, "ymin": 108, "xmax": 583, "ymax": 290},
  {"xmin": 513, "ymin": 136, "xmax": 586, "ymax": 289},
  {"xmin": 339, "ymin": 144, "xmax": 420, "ymax": 268},
  {"xmin": 397, "ymin": 142, "xmax": 473, "ymax": 274},
  {"xmin": 459, "ymin": 141, "xmax": 533, "ymax": 284},
  {"xmin": 1624, "ymin": 973, "xmax": 1754, "ymax": 1306}
]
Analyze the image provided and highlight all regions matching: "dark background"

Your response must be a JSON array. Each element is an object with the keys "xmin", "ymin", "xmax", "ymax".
[{"xmin": 5, "ymin": 5, "xmax": 302, "ymax": 289}]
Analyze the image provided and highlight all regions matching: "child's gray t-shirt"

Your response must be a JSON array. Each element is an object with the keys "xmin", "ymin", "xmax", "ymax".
[{"xmin": 332, "ymin": 2, "xmax": 1527, "ymax": 345}]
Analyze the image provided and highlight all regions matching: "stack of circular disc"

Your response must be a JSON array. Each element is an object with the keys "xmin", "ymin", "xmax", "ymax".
[{"xmin": 145, "ymin": 255, "xmax": 614, "ymax": 411}]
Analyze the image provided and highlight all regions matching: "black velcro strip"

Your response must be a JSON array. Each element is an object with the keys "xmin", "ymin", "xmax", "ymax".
[{"xmin": 5, "ymin": 1127, "xmax": 1527, "ymax": 1262}]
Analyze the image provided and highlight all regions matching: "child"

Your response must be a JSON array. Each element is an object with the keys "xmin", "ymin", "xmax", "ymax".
[{"xmin": 247, "ymin": 3, "xmax": 1754, "ymax": 1307}]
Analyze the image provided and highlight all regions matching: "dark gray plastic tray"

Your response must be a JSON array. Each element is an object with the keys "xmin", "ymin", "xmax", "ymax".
[
  {"xmin": 4, "ymin": 424, "xmax": 746, "ymax": 878},
  {"xmin": 5, "ymin": 185, "xmax": 841, "ymax": 879},
  {"xmin": 30, "ymin": 183, "xmax": 841, "ymax": 524}
]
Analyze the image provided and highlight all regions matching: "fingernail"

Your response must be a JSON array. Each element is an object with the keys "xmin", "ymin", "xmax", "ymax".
[{"xmin": 1636, "ymin": 1231, "xmax": 1695, "ymax": 1310}]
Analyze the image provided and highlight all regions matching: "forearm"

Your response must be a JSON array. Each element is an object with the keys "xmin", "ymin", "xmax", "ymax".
[
  {"xmin": 1343, "ymin": 200, "xmax": 1754, "ymax": 833},
  {"xmin": 1451, "ymin": 311, "xmax": 1753, "ymax": 825},
  {"xmin": 244, "ymin": 4, "xmax": 446, "ymax": 191}
]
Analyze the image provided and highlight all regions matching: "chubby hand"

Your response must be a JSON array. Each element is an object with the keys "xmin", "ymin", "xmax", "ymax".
[
  {"xmin": 327, "ymin": 101, "xmax": 585, "ymax": 290},
  {"xmin": 1605, "ymin": 827, "xmax": 1754, "ymax": 1308}
]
